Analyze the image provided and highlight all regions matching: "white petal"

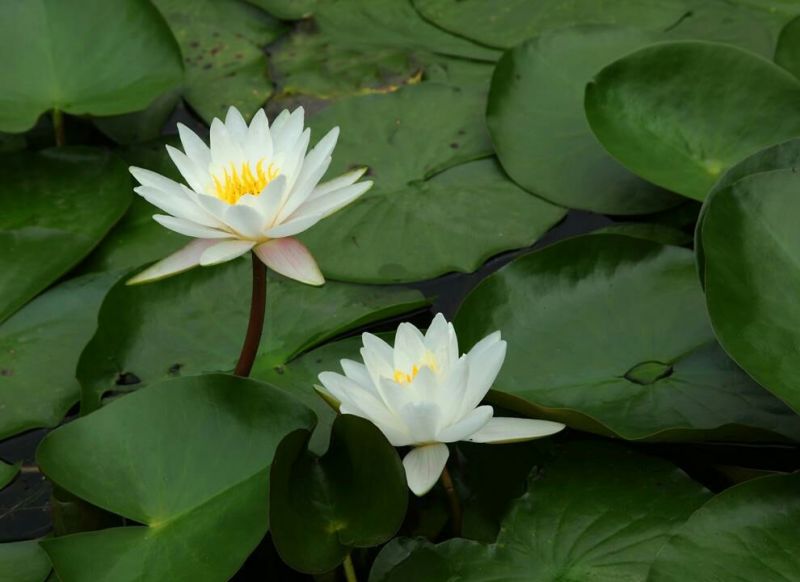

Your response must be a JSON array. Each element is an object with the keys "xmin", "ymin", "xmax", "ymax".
[
  {"xmin": 245, "ymin": 109, "xmax": 273, "ymax": 161},
  {"xmin": 436, "ymin": 405, "xmax": 493, "ymax": 443},
  {"xmin": 153, "ymin": 215, "xmax": 231, "ymax": 239},
  {"xmin": 341, "ymin": 359, "xmax": 373, "ymax": 389},
  {"xmin": 281, "ymin": 128, "xmax": 311, "ymax": 191},
  {"xmin": 424, "ymin": 313, "xmax": 458, "ymax": 377},
  {"xmin": 177, "ymin": 123, "xmax": 211, "ymax": 169},
  {"xmin": 460, "ymin": 337, "xmax": 506, "ymax": 418},
  {"xmin": 199, "ymin": 239, "xmax": 255, "ymax": 266},
  {"xmin": 467, "ymin": 417, "xmax": 566, "ymax": 444},
  {"xmin": 193, "ymin": 190, "xmax": 232, "ymax": 223},
  {"xmin": 272, "ymin": 107, "xmax": 305, "ymax": 157},
  {"xmin": 135, "ymin": 186, "xmax": 220, "ymax": 228},
  {"xmin": 254, "ymin": 237, "xmax": 324, "ymax": 286},
  {"xmin": 223, "ymin": 204, "xmax": 265, "ymax": 239},
  {"xmin": 360, "ymin": 333, "xmax": 395, "ymax": 389},
  {"xmin": 394, "ymin": 322, "xmax": 427, "ymax": 372},
  {"xmin": 286, "ymin": 181, "xmax": 371, "ymax": 224},
  {"xmin": 210, "ymin": 118, "xmax": 243, "ymax": 167},
  {"xmin": 277, "ymin": 155, "xmax": 331, "ymax": 222},
  {"xmin": 255, "ymin": 175, "xmax": 287, "ymax": 226},
  {"xmin": 130, "ymin": 166, "xmax": 182, "ymax": 192},
  {"xmin": 166, "ymin": 145, "xmax": 207, "ymax": 193},
  {"xmin": 224, "ymin": 106, "xmax": 248, "ymax": 142},
  {"xmin": 397, "ymin": 401, "xmax": 440, "ymax": 444},
  {"xmin": 263, "ymin": 213, "xmax": 321, "ymax": 238},
  {"xmin": 126, "ymin": 239, "xmax": 218, "ymax": 285},
  {"xmin": 307, "ymin": 167, "xmax": 367, "ymax": 202},
  {"xmin": 403, "ymin": 444, "xmax": 449, "ymax": 496}
]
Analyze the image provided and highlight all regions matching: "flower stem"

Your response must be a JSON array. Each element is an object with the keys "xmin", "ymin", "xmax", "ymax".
[
  {"xmin": 342, "ymin": 553, "xmax": 358, "ymax": 582},
  {"xmin": 234, "ymin": 253, "xmax": 267, "ymax": 377},
  {"xmin": 52, "ymin": 109, "xmax": 65, "ymax": 147},
  {"xmin": 440, "ymin": 465, "xmax": 462, "ymax": 537}
]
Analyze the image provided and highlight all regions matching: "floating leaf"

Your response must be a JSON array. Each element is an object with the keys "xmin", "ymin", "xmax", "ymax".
[
  {"xmin": 152, "ymin": 0, "xmax": 285, "ymax": 123},
  {"xmin": 92, "ymin": 90, "xmax": 181, "ymax": 145},
  {"xmin": 703, "ymin": 169, "xmax": 800, "ymax": 413},
  {"xmin": 0, "ymin": 0, "xmax": 183, "ymax": 133},
  {"xmin": 77, "ymin": 259, "xmax": 426, "ymax": 411},
  {"xmin": 649, "ymin": 474, "xmax": 800, "ymax": 581},
  {"xmin": 300, "ymin": 84, "xmax": 565, "ymax": 283},
  {"xmin": 0, "ymin": 272, "xmax": 118, "ymax": 440},
  {"xmin": 0, "ymin": 540, "xmax": 50, "ymax": 582},
  {"xmin": 585, "ymin": 41, "xmax": 800, "ymax": 200},
  {"xmin": 38, "ymin": 375, "xmax": 314, "ymax": 582},
  {"xmin": 455, "ymin": 234, "xmax": 800, "ymax": 442},
  {"xmin": 245, "ymin": 0, "xmax": 316, "ymax": 19},
  {"xmin": 270, "ymin": 415, "xmax": 407, "ymax": 574},
  {"xmin": 0, "ymin": 148, "xmax": 130, "ymax": 323},
  {"xmin": 371, "ymin": 441, "xmax": 710, "ymax": 582},
  {"xmin": 0, "ymin": 460, "xmax": 19, "ymax": 490}
]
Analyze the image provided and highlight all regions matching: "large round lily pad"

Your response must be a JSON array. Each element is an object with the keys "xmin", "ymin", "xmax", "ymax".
[
  {"xmin": 371, "ymin": 441, "xmax": 710, "ymax": 582},
  {"xmin": 703, "ymin": 169, "xmax": 800, "ymax": 413},
  {"xmin": 585, "ymin": 41, "xmax": 800, "ymax": 200},
  {"xmin": 77, "ymin": 258, "xmax": 427, "ymax": 411},
  {"xmin": 649, "ymin": 473, "xmax": 800, "ymax": 581},
  {"xmin": 38, "ymin": 374, "xmax": 315, "ymax": 582},
  {"xmin": 0, "ymin": 272, "xmax": 119, "ymax": 440},
  {"xmin": 0, "ymin": 148, "xmax": 131, "ymax": 323},
  {"xmin": 454, "ymin": 234, "xmax": 800, "ymax": 442},
  {"xmin": 300, "ymin": 83, "xmax": 565, "ymax": 283},
  {"xmin": 0, "ymin": 541, "xmax": 51, "ymax": 582},
  {"xmin": 0, "ymin": 0, "xmax": 183, "ymax": 133}
]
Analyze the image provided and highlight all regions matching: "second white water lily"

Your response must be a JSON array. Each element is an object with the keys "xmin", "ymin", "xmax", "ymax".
[
  {"xmin": 128, "ymin": 106, "xmax": 372, "ymax": 286},
  {"xmin": 318, "ymin": 314, "xmax": 565, "ymax": 496}
]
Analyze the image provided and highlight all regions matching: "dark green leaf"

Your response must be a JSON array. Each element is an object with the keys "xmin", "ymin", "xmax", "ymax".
[
  {"xmin": 0, "ymin": 460, "xmax": 19, "ymax": 490},
  {"xmin": 0, "ymin": 148, "xmax": 130, "ymax": 323},
  {"xmin": 585, "ymin": 41, "xmax": 800, "ymax": 200},
  {"xmin": 271, "ymin": 415, "xmax": 407, "ymax": 574},
  {"xmin": 454, "ymin": 234, "xmax": 800, "ymax": 441},
  {"xmin": 371, "ymin": 441, "xmax": 710, "ymax": 582},
  {"xmin": 0, "ymin": 0, "xmax": 183, "ymax": 133},
  {"xmin": 0, "ymin": 540, "xmax": 50, "ymax": 582},
  {"xmin": 649, "ymin": 473, "xmax": 800, "ymax": 581},
  {"xmin": 38, "ymin": 374, "xmax": 315, "ymax": 582}
]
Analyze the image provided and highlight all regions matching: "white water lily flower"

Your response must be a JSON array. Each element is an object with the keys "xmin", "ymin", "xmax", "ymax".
[
  {"xmin": 127, "ymin": 106, "xmax": 372, "ymax": 286},
  {"xmin": 318, "ymin": 314, "xmax": 565, "ymax": 496}
]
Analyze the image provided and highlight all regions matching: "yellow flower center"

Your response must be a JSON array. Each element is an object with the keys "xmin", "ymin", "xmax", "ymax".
[
  {"xmin": 392, "ymin": 352, "xmax": 439, "ymax": 385},
  {"xmin": 213, "ymin": 160, "xmax": 279, "ymax": 204}
]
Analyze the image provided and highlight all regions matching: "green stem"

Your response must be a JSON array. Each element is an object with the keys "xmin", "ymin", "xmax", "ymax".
[
  {"xmin": 52, "ymin": 109, "xmax": 65, "ymax": 147},
  {"xmin": 342, "ymin": 553, "xmax": 358, "ymax": 582},
  {"xmin": 440, "ymin": 465, "xmax": 462, "ymax": 537},
  {"xmin": 234, "ymin": 253, "xmax": 267, "ymax": 377}
]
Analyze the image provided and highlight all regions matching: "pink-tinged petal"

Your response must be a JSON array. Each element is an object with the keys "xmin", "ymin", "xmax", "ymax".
[
  {"xmin": 152, "ymin": 215, "xmax": 231, "ymax": 239},
  {"xmin": 466, "ymin": 417, "xmax": 565, "ymax": 444},
  {"xmin": 306, "ymin": 167, "xmax": 367, "ymax": 202},
  {"xmin": 199, "ymin": 239, "xmax": 255, "ymax": 266},
  {"xmin": 403, "ymin": 444, "xmax": 449, "ymax": 496},
  {"xmin": 436, "ymin": 406, "xmax": 493, "ymax": 443},
  {"xmin": 126, "ymin": 239, "xmax": 218, "ymax": 285},
  {"xmin": 254, "ymin": 238, "xmax": 324, "ymax": 286}
]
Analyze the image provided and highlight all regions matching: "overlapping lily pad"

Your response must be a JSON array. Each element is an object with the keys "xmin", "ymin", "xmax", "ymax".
[
  {"xmin": 0, "ymin": 540, "xmax": 50, "ymax": 582},
  {"xmin": 585, "ymin": 41, "xmax": 800, "ymax": 200},
  {"xmin": 315, "ymin": 0, "xmax": 500, "ymax": 62},
  {"xmin": 77, "ymin": 258, "xmax": 426, "ymax": 412},
  {"xmin": 777, "ymin": 15, "xmax": 800, "ymax": 80},
  {"xmin": 0, "ymin": 148, "xmax": 131, "ymax": 323},
  {"xmin": 299, "ymin": 83, "xmax": 565, "ymax": 283},
  {"xmin": 0, "ymin": 272, "xmax": 119, "ymax": 440},
  {"xmin": 38, "ymin": 375, "xmax": 314, "ymax": 582},
  {"xmin": 702, "ymin": 169, "xmax": 800, "ymax": 413},
  {"xmin": 371, "ymin": 441, "xmax": 710, "ymax": 581},
  {"xmin": 0, "ymin": 0, "xmax": 183, "ymax": 133},
  {"xmin": 0, "ymin": 460, "xmax": 19, "ymax": 490},
  {"xmin": 270, "ymin": 415, "xmax": 407, "ymax": 573},
  {"xmin": 454, "ymin": 234, "xmax": 800, "ymax": 441},
  {"xmin": 151, "ymin": 0, "xmax": 285, "ymax": 123},
  {"xmin": 649, "ymin": 474, "xmax": 800, "ymax": 581}
]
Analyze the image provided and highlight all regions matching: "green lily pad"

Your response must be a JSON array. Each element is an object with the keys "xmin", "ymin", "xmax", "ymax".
[
  {"xmin": 454, "ymin": 234, "xmax": 800, "ymax": 442},
  {"xmin": 0, "ymin": 272, "xmax": 119, "ymax": 440},
  {"xmin": 270, "ymin": 415, "xmax": 407, "ymax": 574},
  {"xmin": 151, "ymin": 0, "xmax": 285, "ymax": 123},
  {"xmin": 585, "ymin": 41, "xmax": 800, "ymax": 200},
  {"xmin": 371, "ymin": 441, "xmax": 710, "ymax": 582},
  {"xmin": 703, "ymin": 169, "xmax": 800, "ymax": 413},
  {"xmin": 299, "ymin": 83, "xmax": 565, "ymax": 283},
  {"xmin": 38, "ymin": 374, "xmax": 314, "ymax": 582},
  {"xmin": 649, "ymin": 473, "xmax": 800, "ymax": 581},
  {"xmin": 0, "ymin": 541, "xmax": 51, "ymax": 582},
  {"xmin": 776, "ymin": 15, "xmax": 800, "ymax": 79},
  {"xmin": 487, "ymin": 26, "xmax": 681, "ymax": 215},
  {"xmin": 92, "ymin": 90, "xmax": 181, "ymax": 145},
  {"xmin": 245, "ymin": 0, "xmax": 316, "ymax": 19},
  {"xmin": 315, "ymin": 0, "xmax": 499, "ymax": 62},
  {"xmin": 0, "ymin": 460, "xmax": 19, "ymax": 490},
  {"xmin": 0, "ymin": 148, "xmax": 131, "ymax": 323},
  {"xmin": 596, "ymin": 223, "xmax": 692, "ymax": 246},
  {"xmin": 0, "ymin": 0, "xmax": 183, "ymax": 133},
  {"xmin": 695, "ymin": 138, "xmax": 800, "ymax": 287},
  {"xmin": 77, "ymin": 258, "xmax": 427, "ymax": 412}
]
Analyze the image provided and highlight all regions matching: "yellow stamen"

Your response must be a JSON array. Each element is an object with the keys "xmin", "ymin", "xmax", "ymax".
[
  {"xmin": 212, "ymin": 160, "xmax": 279, "ymax": 204},
  {"xmin": 394, "ymin": 364, "xmax": 419, "ymax": 385}
]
